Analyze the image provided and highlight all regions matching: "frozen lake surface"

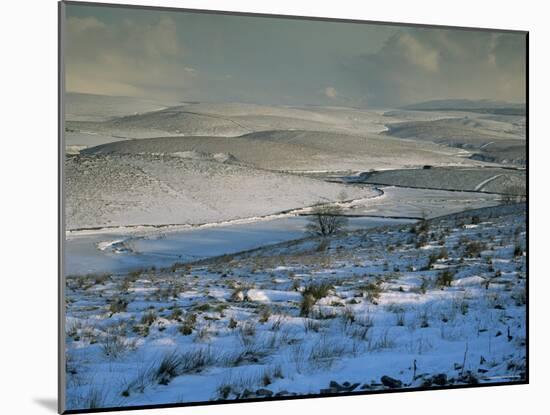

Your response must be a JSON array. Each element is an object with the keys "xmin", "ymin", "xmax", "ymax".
[
  {"xmin": 65, "ymin": 216, "xmax": 415, "ymax": 275},
  {"xmin": 64, "ymin": 186, "xmax": 502, "ymax": 276}
]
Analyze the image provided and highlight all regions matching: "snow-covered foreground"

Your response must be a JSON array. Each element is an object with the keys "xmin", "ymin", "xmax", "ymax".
[{"xmin": 64, "ymin": 204, "xmax": 526, "ymax": 411}]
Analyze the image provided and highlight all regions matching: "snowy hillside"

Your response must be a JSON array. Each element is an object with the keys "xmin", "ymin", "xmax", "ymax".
[
  {"xmin": 385, "ymin": 117, "xmax": 526, "ymax": 166},
  {"xmin": 64, "ymin": 99, "xmax": 484, "ymax": 149},
  {"xmin": 80, "ymin": 131, "xmax": 480, "ymax": 172},
  {"xmin": 65, "ymin": 153, "xmax": 377, "ymax": 230},
  {"xmin": 65, "ymin": 93, "xmax": 179, "ymax": 122},
  {"xmin": 65, "ymin": 204, "xmax": 526, "ymax": 410},
  {"xmin": 361, "ymin": 167, "xmax": 526, "ymax": 195}
]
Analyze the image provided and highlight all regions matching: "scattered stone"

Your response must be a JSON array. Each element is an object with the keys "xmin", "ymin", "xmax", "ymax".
[
  {"xmin": 421, "ymin": 378, "xmax": 432, "ymax": 387},
  {"xmin": 432, "ymin": 373, "xmax": 448, "ymax": 386},
  {"xmin": 324, "ymin": 380, "xmax": 361, "ymax": 393},
  {"xmin": 458, "ymin": 371, "xmax": 479, "ymax": 385},
  {"xmin": 381, "ymin": 376, "xmax": 403, "ymax": 388},
  {"xmin": 256, "ymin": 388, "xmax": 273, "ymax": 397},
  {"xmin": 241, "ymin": 389, "xmax": 254, "ymax": 398}
]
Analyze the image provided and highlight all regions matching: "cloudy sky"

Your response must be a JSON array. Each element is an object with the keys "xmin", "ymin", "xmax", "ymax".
[{"xmin": 64, "ymin": 3, "xmax": 526, "ymax": 108}]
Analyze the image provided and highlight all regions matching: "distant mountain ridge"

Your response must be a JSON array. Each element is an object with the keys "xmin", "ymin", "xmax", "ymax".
[{"xmin": 402, "ymin": 99, "xmax": 526, "ymax": 115}]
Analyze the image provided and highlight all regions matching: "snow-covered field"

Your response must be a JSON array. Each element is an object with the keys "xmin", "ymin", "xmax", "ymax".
[
  {"xmin": 65, "ymin": 153, "xmax": 377, "ymax": 230},
  {"xmin": 65, "ymin": 204, "xmax": 526, "ymax": 410},
  {"xmin": 359, "ymin": 167, "xmax": 526, "ymax": 196},
  {"xmin": 63, "ymin": 94, "xmax": 527, "ymax": 411}
]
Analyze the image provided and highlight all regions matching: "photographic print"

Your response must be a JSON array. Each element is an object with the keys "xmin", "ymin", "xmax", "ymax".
[{"xmin": 59, "ymin": 1, "xmax": 528, "ymax": 412}]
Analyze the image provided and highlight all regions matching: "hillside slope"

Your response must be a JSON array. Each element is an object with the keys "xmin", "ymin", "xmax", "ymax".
[
  {"xmin": 81, "ymin": 130, "xmax": 481, "ymax": 172},
  {"xmin": 65, "ymin": 153, "xmax": 376, "ymax": 230}
]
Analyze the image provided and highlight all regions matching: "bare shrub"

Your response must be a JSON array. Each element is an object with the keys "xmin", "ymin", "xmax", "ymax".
[
  {"xmin": 180, "ymin": 347, "xmax": 216, "ymax": 373},
  {"xmin": 269, "ymin": 315, "xmax": 285, "ymax": 331},
  {"xmin": 341, "ymin": 307, "xmax": 356, "ymax": 326},
  {"xmin": 436, "ymin": 270, "xmax": 454, "ymax": 288},
  {"xmin": 303, "ymin": 318, "xmax": 321, "ymax": 333},
  {"xmin": 109, "ymin": 297, "xmax": 128, "ymax": 314},
  {"xmin": 179, "ymin": 312, "xmax": 197, "ymax": 336},
  {"xmin": 195, "ymin": 325, "xmax": 212, "ymax": 343},
  {"xmin": 169, "ymin": 306, "xmax": 183, "ymax": 321},
  {"xmin": 228, "ymin": 317, "xmax": 238, "ymax": 329},
  {"xmin": 238, "ymin": 321, "xmax": 257, "ymax": 346},
  {"xmin": 306, "ymin": 204, "xmax": 348, "ymax": 236},
  {"xmin": 300, "ymin": 294, "xmax": 316, "ymax": 317},
  {"xmin": 395, "ymin": 311, "xmax": 406, "ymax": 327},
  {"xmin": 359, "ymin": 282, "xmax": 383, "ymax": 304},
  {"xmin": 101, "ymin": 334, "xmax": 128, "ymax": 359},
  {"xmin": 140, "ymin": 310, "xmax": 157, "ymax": 326},
  {"xmin": 303, "ymin": 282, "xmax": 333, "ymax": 300},
  {"xmin": 81, "ymin": 387, "xmax": 109, "ymax": 409},
  {"xmin": 369, "ymin": 328, "xmax": 395, "ymax": 350},
  {"xmin": 347, "ymin": 324, "xmax": 371, "ymax": 341},
  {"xmin": 308, "ymin": 336, "xmax": 347, "ymax": 369},
  {"xmin": 289, "ymin": 343, "xmax": 307, "ymax": 373},
  {"xmin": 299, "ymin": 282, "xmax": 333, "ymax": 317},
  {"xmin": 464, "ymin": 241, "xmax": 486, "ymax": 258},
  {"xmin": 154, "ymin": 352, "xmax": 182, "ymax": 385},
  {"xmin": 258, "ymin": 305, "xmax": 272, "ymax": 324}
]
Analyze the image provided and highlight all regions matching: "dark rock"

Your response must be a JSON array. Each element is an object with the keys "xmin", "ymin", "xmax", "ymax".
[
  {"xmin": 421, "ymin": 378, "xmax": 433, "ymax": 387},
  {"xmin": 432, "ymin": 373, "xmax": 448, "ymax": 386},
  {"xmin": 459, "ymin": 372, "xmax": 479, "ymax": 385},
  {"xmin": 325, "ymin": 381, "xmax": 361, "ymax": 393},
  {"xmin": 381, "ymin": 376, "xmax": 403, "ymax": 388},
  {"xmin": 275, "ymin": 390, "xmax": 290, "ymax": 397},
  {"xmin": 256, "ymin": 388, "xmax": 273, "ymax": 397},
  {"xmin": 241, "ymin": 389, "xmax": 254, "ymax": 398}
]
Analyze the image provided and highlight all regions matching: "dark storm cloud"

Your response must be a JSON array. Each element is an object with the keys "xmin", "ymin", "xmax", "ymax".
[
  {"xmin": 65, "ymin": 4, "xmax": 526, "ymax": 107},
  {"xmin": 347, "ymin": 29, "xmax": 526, "ymax": 107}
]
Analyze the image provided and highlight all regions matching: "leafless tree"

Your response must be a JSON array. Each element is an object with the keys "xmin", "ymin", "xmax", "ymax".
[{"xmin": 306, "ymin": 204, "xmax": 348, "ymax": 236}]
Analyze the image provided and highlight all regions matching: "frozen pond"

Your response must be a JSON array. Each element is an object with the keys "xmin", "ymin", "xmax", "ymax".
[{"xmin": 64, "ymin": 216, "xmax": 415, "ymax": 276}]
